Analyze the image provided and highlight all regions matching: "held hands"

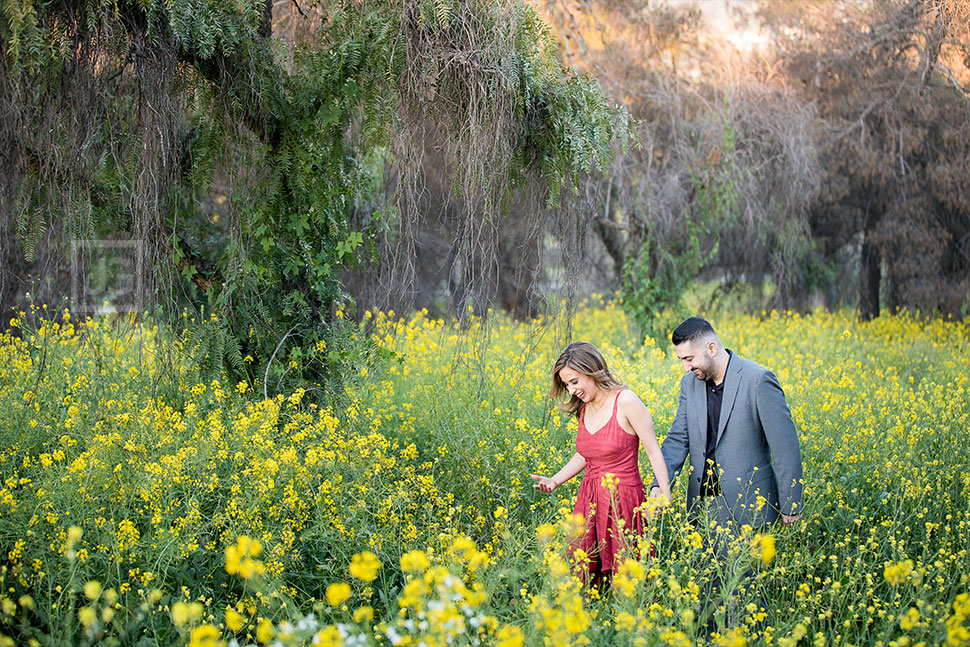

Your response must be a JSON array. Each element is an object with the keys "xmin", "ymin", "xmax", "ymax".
[
  {"xmin": 648, "ymin": 486, "xmax": 670, "ymax": 503},
  {"xmin": 530, "ymin": 474, "xmax": 557, "ymax": 493},
  {"xmin": 647, "ymin": 486, "xmax": 670, "ymax": 520}
]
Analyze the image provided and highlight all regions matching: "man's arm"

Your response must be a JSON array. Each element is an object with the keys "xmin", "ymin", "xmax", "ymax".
[
  {"xmin": 757, "ymin": 371, "xmax": 804, "ymax": 522},
  {"xmin": 650, "ymin": 377, "xmax": 691, "ymax": 496}
]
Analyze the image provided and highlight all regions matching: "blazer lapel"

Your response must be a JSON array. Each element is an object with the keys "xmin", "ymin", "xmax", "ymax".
[
  {"xmin": 689, "ymin": 377, "xmax": 706, "ymax": 445},
  {"xmin": 716, "ymin": 352, "xmax": 742, "ymax": 445}
]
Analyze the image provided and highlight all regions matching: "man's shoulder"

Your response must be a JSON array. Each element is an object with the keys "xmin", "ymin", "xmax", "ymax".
[
  {"xmin": 732, "ymin": 353, "xmax": 771, "ymax": 377},
  {"xmin": 732, "ymin": 355, "xmax": 785, "ymax": 394}
]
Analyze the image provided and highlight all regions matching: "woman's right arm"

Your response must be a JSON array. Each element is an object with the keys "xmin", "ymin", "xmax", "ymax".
[{"xmin": 530, "ymin": 452, "xmax": 586, "ymax": 493}]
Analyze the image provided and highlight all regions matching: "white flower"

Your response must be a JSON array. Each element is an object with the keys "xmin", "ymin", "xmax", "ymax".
[
  {"xmin": 297, "ymin": 613, "xmax": 319, "ymax": 633},
  {"xmin": 385, "ymin": 626, "xmax": 403, "ymax": 645}
]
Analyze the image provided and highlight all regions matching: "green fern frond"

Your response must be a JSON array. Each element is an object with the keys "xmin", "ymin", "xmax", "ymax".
[{"xmin": 433, "ymin": 0, "xmax": 452, "ymax": 29}]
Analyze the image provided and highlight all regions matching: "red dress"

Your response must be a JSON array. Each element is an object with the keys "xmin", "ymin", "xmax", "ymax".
[{"xmin": 571, "ymin": 391, "xmax": 646, "ymax": 576}]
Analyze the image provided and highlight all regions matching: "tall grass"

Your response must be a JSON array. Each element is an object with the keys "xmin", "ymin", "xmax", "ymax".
[{"xmin": 0, "ymin": 300, "xmax": 968, "ymax": 646}]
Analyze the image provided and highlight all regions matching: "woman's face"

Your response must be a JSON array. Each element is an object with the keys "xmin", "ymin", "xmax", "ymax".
[{"xmin": 558, "ymin": 365, "xmax": 599, "ymax": 403}]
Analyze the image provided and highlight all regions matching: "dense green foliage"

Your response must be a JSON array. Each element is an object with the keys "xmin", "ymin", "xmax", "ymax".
[{"xmin": 0, "ymin": 0, "xmax": 626, "ymax": 394}]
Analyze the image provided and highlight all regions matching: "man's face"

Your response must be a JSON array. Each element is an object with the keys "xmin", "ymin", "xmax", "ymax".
[{"xmin": 675, "ymin": 339, "xmax": 717, "ymax": 381}]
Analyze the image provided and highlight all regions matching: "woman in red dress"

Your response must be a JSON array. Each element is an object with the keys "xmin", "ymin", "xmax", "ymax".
[{"xmin": 531, "ymin": 341, "xmax": 671, "ymax": 583}]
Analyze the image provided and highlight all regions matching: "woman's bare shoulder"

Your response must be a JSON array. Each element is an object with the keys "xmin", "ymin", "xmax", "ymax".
[{"xmin": 616, "ymin": 388, "xmax": 647, "ymax": 410}]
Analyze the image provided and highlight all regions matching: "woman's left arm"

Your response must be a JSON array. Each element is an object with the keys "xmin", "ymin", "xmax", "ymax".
[{"xmin": 618, "ymin": 391, "xmax": 671, "ymax": 501}]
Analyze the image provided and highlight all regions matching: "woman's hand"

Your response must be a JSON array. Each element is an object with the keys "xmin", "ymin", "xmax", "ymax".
[
  {"xmin": 531, "ymin": 454, "xmax": 584, "ymax": 493},
  {"xmin": 530, "ymin": 474, "xmax": 557, "ymax": 493}
]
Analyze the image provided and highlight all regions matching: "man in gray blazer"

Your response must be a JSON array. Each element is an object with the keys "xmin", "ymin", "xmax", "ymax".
[
  {"xmin": 650, "ymin": 316, "xmax": 803, "ymax": 633},
  {"xmin": 649, "ymin": 316, "xmax": 803, "ymax": 527}
]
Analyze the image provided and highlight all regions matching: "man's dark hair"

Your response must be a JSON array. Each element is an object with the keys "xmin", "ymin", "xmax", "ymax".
[{"xmin": 671, "ymin": 316, "xmax": 717, "ymax": 346}]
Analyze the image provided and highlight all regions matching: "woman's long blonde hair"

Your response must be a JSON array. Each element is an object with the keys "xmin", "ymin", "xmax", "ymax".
[{"xmin": 550, "ymin": 341, "xmax": 626, "ymax": 418}]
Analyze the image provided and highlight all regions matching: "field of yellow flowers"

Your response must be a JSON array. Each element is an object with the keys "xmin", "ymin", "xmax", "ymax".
[{"xmin": 1, "ymin": 298, "xmax": 969, "ymax": 647}]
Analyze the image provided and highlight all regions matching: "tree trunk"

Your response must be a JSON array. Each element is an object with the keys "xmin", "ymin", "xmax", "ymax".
[
  {"xmin": 0, "ymin": 214, "xmax": 23, "ymax": 332},
  {"xmin": 859, "ymin": 233, "xmax": 881, "ymax": 320},
  {"xmin": 0, "ymin": 153, "xmax": 23, "ymax": 331},
  {"xmin": 497, "ymin": 216, "xmax": 542, "ymax": 320}
]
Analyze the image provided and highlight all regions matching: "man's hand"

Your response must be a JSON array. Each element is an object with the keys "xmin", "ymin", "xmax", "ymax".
[
  {"xmin": 781, "ymin": 513, "xmax": 802, "ymax": 526},
  {"xmin": 530, "ymin": 474, "xmax": 557, "ymax": 493}
]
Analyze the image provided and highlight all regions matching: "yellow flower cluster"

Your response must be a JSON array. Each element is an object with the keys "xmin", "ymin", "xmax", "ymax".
[
  {"xmin": 946, "ymin": 594, "xmax": 970, "ymax": 646},
  {"xmin": 884, "ymin": 559, "xmax": 915, "ymax": 586},
  {"xmin": 229, "ymin": 537, "xmax": 500, "ymax": 647},
  {"xmin": 527, "ymin": 513, "xmax": 593, "ymax": 645},
  {"xmin": 348, "ymin": 551, "xmax": 382, "ymax": 582},
  {"xmin": 224, "ymin": 535, "xmax": 266, "ymax": 579},
  {"xmin": 325, "ymin": 582, "xmax": 352, "ymax": 607},
  {"xmin": 750, "ymin": 533, "xmax": 776, "ymax": 565},
  {"xmin": 401, "ymin": 549, "xmax": 431, "ymax": 572}
]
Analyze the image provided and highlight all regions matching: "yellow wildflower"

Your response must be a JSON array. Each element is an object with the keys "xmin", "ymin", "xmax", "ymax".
[
  {"xmin": 717, "ymin": 628, "xmax": 747, "ymax": 647},
  {"xmin": 348, "ymin": 551, "xmax": 381, "ymax": 582},
  {"xmin": 751, "ymin": 534, "xmax": 776, "ymax": 564},
  {"xmin": 495, "ymin": 624, "xmax": 525, "ymax": 647},
  {"xmin": 225, "ymin": 536, "xmax": 266, "ymax": 580},
  {"xmin": 899, "ymin": 607, "xmax": 920, "ymax": 630},
  {"xmin": 171, "ymin": 601, "xmax": 203, "ymax": 628},
  {"xmin": 535, "ymin": 523, "xmax": 557, "ymax": 544},
  {"xmin": 615, "ymin": 612, "xmax": 637, "ymax": 632},
  {"xmin": 225, "ymin": 607, "xmax": 245, "ymax": 632},
  {"xmin": 400, "ymin": 550, "xmax": 430, "ymax": 573},
  {"xmin": 78, "ymin": 606, "xmax": 97, "ymax": 628},
  {"xmin": 884, "ymin": 559, "xmax": 914, "ymax": 586},
  {"xmin": 188, "ymin": 623, "xmax": 222, "ymax": 647},
  {"xmin": 326, "ymin": 582, "xmax": 352, "ymax": 607},
  {"xmin": 353, "ymin": 606, "xmax": 374, "ymax": 623},
  {"xmin": 314, "ymin": 625, "xmax": 344, "ymax": 647},
  {"xmin": 83, "ymin": 580, "xmax": 102, "ymax": 601},
  {"xmin": 256, "ymin": 618, "xmax": 275, "ymax": 644}
]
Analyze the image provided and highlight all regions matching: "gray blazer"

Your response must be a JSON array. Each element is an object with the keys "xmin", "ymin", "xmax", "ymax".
[{"xmin": 654, "ymin": 352, "xmax": 804, "ymax": 527}]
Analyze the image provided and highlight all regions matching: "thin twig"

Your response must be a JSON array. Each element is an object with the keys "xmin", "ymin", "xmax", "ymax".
[{"xmin": 264, "ymin": 324, "xmax": 298, "ymax": 400}]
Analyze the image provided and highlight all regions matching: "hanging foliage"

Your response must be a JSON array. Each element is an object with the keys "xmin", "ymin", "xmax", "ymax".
[{"xmin": 0, "ymin": 0, "xmax": 627, "ymax": 394}]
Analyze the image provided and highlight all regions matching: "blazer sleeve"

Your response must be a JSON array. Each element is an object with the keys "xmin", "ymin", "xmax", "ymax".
[
  {"xmin": 757, "ymin": 371, "xmax": 804, "ymax": 515},
  {"xmin": 651, "ymin": 375, "xmax": 691, "ymax": 490}
]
